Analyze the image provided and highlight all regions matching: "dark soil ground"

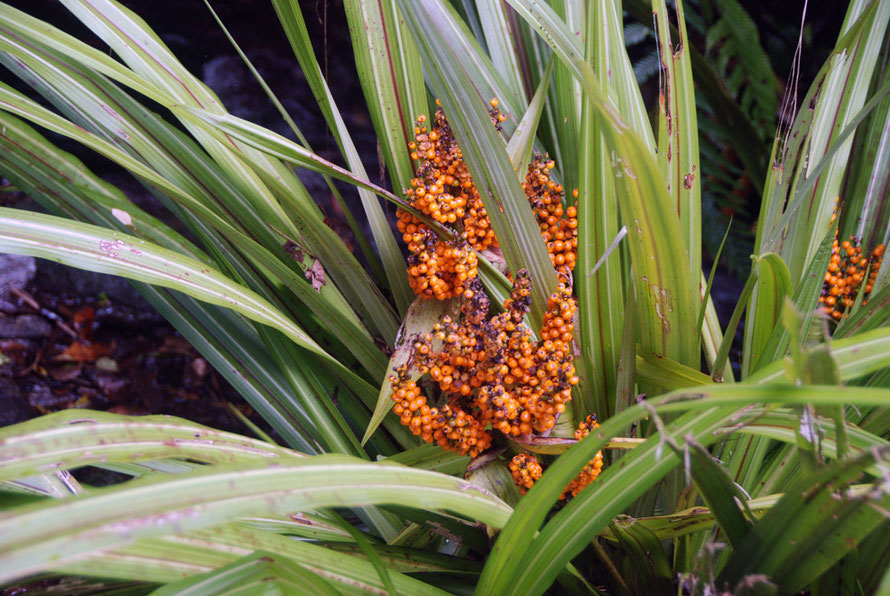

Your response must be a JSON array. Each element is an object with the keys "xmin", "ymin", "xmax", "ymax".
[{"xmin": 0, "ymin": 248, "xmax": 260, "ymax": 436}]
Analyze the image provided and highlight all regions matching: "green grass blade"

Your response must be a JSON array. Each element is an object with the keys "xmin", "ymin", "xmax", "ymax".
[
  {"xmin": 756, "ymin": 2, "xmax": 890, "ymax": 284},
  {"xmin": 61, "ymin": 524, "xmax": 454, "ymax": 594},
  {"xmin": 141, "ymin": 288, "xmax": 320, "ymax": 453},
  {"xmin": 0, "ymin": 410, "xmax": 305, "ymax": 483},
  {"xmin": 698, "ymin": 219, "xmax": 732, "ymax": 337},
  {"xmin": 341, "ymin": 0, "xmax": 428, "ymax": 192},
  {"xmin": 543, "ymin": 0, "xmax": 582, "ymax": 191},
  {"xmin": 506, "ymin": 56, "xmax": 553, "ymax": 180},
  {"xmin": 488, "ymin": 406, "xmax": 738, "ymax": 595},
  {"xmin": 748, "ymin": 230, "xmax": 834, "ymax": 376},
  {"xmin": 574, "ymin": 0, "xmax": 627, "ymax": 419},
  {"xmin": 478, "ymin": 382, "xmax": 890, "ymax": 594},
  {"xmin": 731, "ymin": 408, "xmax": 888, "ymax": 462},
  {"xmin": 679, "ymin": 440, "xmax": 754, "ymax": 548},
  {"xmin": 0, "ymin": 57, "xmax": 386, "ymax": 377},
  {"xmin": 635, "ymin": 349, "xmax": 713, "ymax": 390},
  {"xmin": 476, "ymin": 0, "xmax": 526, "ymax": 101},
  {"xmin": 742, "ymin": 253, "xmax": 793, "ymax": 376},
  {"xmin": 748, "ymin": 326, "xmax": 890, "ymax": 385},
  {"xmin": 53, "ymin": 0, "xmax": 400, "ymax": 343},
  {"xmin": 200, "ymin": 0, "xmax": 388, "ymax": 296},
  {"xmin": 711, "ymin": 263, "xmax": 758, "ymax": 380}
]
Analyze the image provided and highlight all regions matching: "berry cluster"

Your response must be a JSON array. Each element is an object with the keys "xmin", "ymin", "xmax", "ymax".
[
  {"xmin": 563, "ymin": 415, "xmax": 605, "ymax": 499},
  {"xmin": 507, "ymin": 415, "xmax": 605, "ymax": 499},
  {"xmin": 390, "ymin": 98, "xmax": 598, "ymax": 492},
  {"xmin": 390, "ymin": 374, "xmax": 492, "ymax": 458},
  {"xmin": 389, "ymin": 270, "xmax": 578, "ymax": 455},
  {"xmin": 509, "ymin": 453, "xmax": 543, "ymax": 494},
  {"xmin": 819, "ymin": 236, "xmax": 885, "ymax": 320},
  {"xmin": 397, "ymin": 101, "xmax": 577, "ymax": 299},
  {"xmin": 524, "ymin": 156, "xmax": 578, "ymax": 282}
]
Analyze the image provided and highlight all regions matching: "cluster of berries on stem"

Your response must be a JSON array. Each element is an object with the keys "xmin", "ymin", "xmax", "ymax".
[
  {"xmin": 391, "ymin": 99, "xmax": 601, "ymax": 499},
  {"xmin": 507, "ymin": 415, "xmax": 604, "ymax": 499},
  {"xmin": 388, "ymin": 271, "xmax": 578, "ymax": 456},
  {"xmin": 396, "ymin": 100, "xmax": 577, "ymax": 298},
  {"xmin": 820, "ymin": 235, "xmax": 884, "ymax": 320}
]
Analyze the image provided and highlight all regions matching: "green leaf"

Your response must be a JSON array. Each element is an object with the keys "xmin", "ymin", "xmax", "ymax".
[
  {"xmin": 201, "ymin": 0, "xmax": 389, "ymax": 302},
  {"xmin": 756, "ymin": 1, "xmax": 890, "ymax": 285},
  {"xmin": 488, "ymin": 406, "xmax": 739, "ymax": 596},
  {"xmin": 505, "ymin": 0, "xmax": 699, "ymax": 369},
  {"xmin": 653, "ymin": 0, "xmax": 701, "ymax": 277},
  {"xmin": 0, "ymin": 455, "xmax": 511, "ymax": 584},
  {"xmin": 0, "ymin": 208, "xmax": 377, "ymax": 403},
  {"xmin": 743, "ymin": 253, "xmax": 793, "ymax": 376},
  {"xmin": 748, "ymin": 326, "xmax": 890, "ymax": 385},
  {"xmin": 634, "ymin": 348, "xmax": 713, "ymax": 390},
  {"xmin": 718, "ymin": 447, "xmax": 890, "ymax": 594},
  {"xmin": 0, "ymin": 410, "xmax": 305, "ymax": 483},
  {"xmin": 574, "ymin": 0, "xmax": 630, "ymax": 419},
  {"xmin": 712, "ymin": 262, "xmax": 759, "ymax": 380},
  {"xmin": 150, "ymin": 550, "xmax": 342, "ymax": 596},
  {"xmin": 0, "ymin": 76, "xmax": 385, "ymax": 380},
  {"xmin": 677, "ymin": 440, "xmax": 753, "ymax": 548},
  {"xmin": 478, "ymin": 382, "xmax": 890, "ymax": 595},
  {"xmin": 476, "ymin": 0, "xmax": 526, "ymax": 102},
  {"xmin": 33, "ymin": 0, "xmax": 400, "ymax": 343},
  {"xmin": 506, "ymin": 57, "xmax": 554, "ymax": 180},
  {"xmin": 277, "ymin": 0, "xmax": 415, "ymax": 315}
]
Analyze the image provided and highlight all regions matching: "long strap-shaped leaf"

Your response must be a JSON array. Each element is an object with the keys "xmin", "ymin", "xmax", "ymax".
[
  {"xmin": 477, "ymin": 383, "xmax": 890, "ymax": 594},
  {"xmin": 274, "ymin": 0, "xmax": 414, "ymax": 315},
  {"xmin": 0, "ymin": 72, "xmax": 386, "ymax": 378},
  {"xmin": 502, "ymin": 0, "xmax": 698, "ymax": 365},
  {"xmin": 40, "ymin": 0, "xmax": 400, "ymax": 343},
  {"xmin": 574, "ymin": 0, "xmax": 632, "ymax": 418},
  {"xmin": 718, "ymin": 447, "xmax": 890, "ymax": 594},
  {"xmin": 62, "ymin": 524, "xmax": 460, "ymax": 594},
  {"xmin": 0, "ymin": 456, "xmax": 512, "ymax": 584},
  {"xmin": 0, "ymin": 208, "xmax": 376, "ymax": 403},
  {"xmin": 0, "ymin": 410, "xmax": 306, "ymax": 483},
  {"xmin": 652, "ymin": 0, "xmax": 701, "ymax": 278}
]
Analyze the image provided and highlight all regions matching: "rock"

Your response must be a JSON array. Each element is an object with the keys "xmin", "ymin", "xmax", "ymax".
[
  {"xmin": 0, "ymin": 314, "xmax": 52, "ymax": 339},
  {"xmin": 0, "ymin": 376, "xmax": 30, "ymax": 427},
  {"xmin": 34, "ymin": 260, "xmax": 150, "ymax": 309},
  {"xmin": 0, "ymin": 254, "xmax": 36, "ymax": 311}
]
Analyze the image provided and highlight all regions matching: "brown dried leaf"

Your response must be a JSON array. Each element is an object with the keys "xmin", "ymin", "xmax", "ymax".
[
  {"xmin": 54, "ymin": 341, "xmax": 110, "ymax": 363},
  {"xmin": 306, "ymin": 259, "xmax": 327, "ymax": 293}
]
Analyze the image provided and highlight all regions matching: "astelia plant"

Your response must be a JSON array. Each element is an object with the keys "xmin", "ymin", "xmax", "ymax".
[{"xmin": 1, "ymin": 0, "xmax": 890, "ymax": 594}]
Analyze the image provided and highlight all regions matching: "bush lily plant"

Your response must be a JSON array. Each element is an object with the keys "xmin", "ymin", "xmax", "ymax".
[{"xmin": 1, "ymin": 0, "xmax": 890, "ymax": 593}]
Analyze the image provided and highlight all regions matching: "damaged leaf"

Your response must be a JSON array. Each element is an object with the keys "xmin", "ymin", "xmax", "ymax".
[{"xmin": 306, "ymin": 259, "xmax": 327, "ymax": 293}]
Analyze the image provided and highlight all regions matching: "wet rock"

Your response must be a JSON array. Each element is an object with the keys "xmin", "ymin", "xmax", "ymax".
[
  {"xmin": 34, "ymin": 260, "xmax": 150, "ymax": 309},
  {"xmin": 0, "ymin": 314, "xmax": 52, "ymax": 339},
  {"xmin": 0, "ymin": 254, "xmax": 36, "ymax": 312},
  {"xmin": 0, "ymin": 376, "xmax": 30, "ymax": 426}
]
